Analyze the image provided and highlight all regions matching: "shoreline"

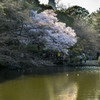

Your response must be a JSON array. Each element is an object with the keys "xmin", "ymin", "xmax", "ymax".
[{"xmin": 0, "ymin": 64, "xmax": 100, "ymax": 83}]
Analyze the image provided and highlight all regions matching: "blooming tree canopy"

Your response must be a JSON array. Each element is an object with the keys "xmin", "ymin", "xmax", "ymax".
[{"xmin": 23, "ymin": 10, "xmax": 77, "ymax": 54}]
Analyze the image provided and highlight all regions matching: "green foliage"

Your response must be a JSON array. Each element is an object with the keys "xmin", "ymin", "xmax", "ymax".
[
  {"xmin": 56, "ymin": 10, "xmax": 74, "ymax": 27},
  {"xmin": 26, "ymin": 0, "xmax": 40, "ymax": 6},
  {"xmin": 39, "ymin": 4, "xmax": 53, "ymax": 12},
  {"xmin": 26, "ymin": 44, "xmax": 39, "ymax": 53},
  {"xmin": 96, "ymin": 18, "xmax": 100, "ymax": 33},
  {"xmin": 71, "ymin": 57, "xmax": 80, "ymax": 64},
  {"xmin": 70, "ymin": 49, "xmax": 80, "ymax": 56},
  {"xmin": 20, "ymin": 0, "xmax": 41, "ymax": 10},
  {"xmin": 9, "ymin": 45, "xmax": 19, "ymax": 50},
  {"xmin": 5, "ymin": 39, "xmax": 20, "ymax": 46},
  {"xmin": 0, "ymin": 2, "xmax": 28, "ymax": 33},
  {"xmin": 95, "ymin": 9, "xmax": 100, "ymax": 33},
  {"xmin": 21, "ymin": 1, "xmax": 32, "ymax": 10},
  {"xmin": 65, "ymin": 6, "xmax": 89, "ymax": 18},
  {"xmin": 0, "ymin": 4, "xmax": 5, "ymax": 16},
  {"xmin": 42, "ymin": 49, "xmax": 58, "ymax": 54},
  {"xmin": 85, "ymin": 8, "xmax": 100, "ymax": 32}
]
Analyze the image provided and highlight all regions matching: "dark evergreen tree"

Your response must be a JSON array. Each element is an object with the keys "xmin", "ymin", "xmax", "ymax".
[
  {"xmin": 65, "ymin": 6, "xmax": 89, "ymax": 18},
  {"xmin": 48, "ymin": 0, "xmax": 56, "ymax": 10}
]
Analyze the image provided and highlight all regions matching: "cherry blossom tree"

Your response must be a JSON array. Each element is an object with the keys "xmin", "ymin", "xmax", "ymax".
[{"xmin": 22, "ymin": 10, "xmax": 77, "ymax": 54}]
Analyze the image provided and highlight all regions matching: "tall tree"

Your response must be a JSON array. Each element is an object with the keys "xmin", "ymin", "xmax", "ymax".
[
  {"xmin": 65, "ymin": 6, "xmax": 89, "ymax": 18},
  {"xmin": 96, "ymin": 8, "xmax": 100, "ymax": 33},
  {"xmin": 48, "ymin": 0, "xmax": 56, "ymax": 10},
  {"xmin": 21, "ymin": 10, "xmax": 77, "ymax": 53}
]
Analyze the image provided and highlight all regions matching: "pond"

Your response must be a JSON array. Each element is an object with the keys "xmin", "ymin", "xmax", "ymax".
[{"xmin": 0, "ymin": 67, "xmax": 100, "ymax": 100}]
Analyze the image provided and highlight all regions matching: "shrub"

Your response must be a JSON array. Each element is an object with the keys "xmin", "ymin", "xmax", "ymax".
[
  {"xmin": 26, "ymin": 44, "xmax": 38, "ymax": 53},
  {"xmin": 9, "ymin": 45, "xmax": 19, "ymax": 50}
]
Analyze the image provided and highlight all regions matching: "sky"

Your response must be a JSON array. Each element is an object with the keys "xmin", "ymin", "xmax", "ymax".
[{"xmin": 39, "ymin": 0, "xmax": 100, "ymax": 13}]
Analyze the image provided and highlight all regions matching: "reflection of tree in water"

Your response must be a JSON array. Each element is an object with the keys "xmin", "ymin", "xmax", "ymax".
[
  {"xmin": 57, "ymin": 83, "xmax": 78, "ymax": 100},
  {"xmin": 45, "ymin": 74, "xmax": 78, "ymax": 100},
  {"xmin": 45, "ymin": 70, "xmax": 100, "ymax": 100},
  {"xmin": 0, "ymin": 69, "xmax": 100, "ymax": 100}
]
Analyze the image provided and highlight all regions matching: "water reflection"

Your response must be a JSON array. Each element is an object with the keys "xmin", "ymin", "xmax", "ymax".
[
  {"xmin": 0, "ymin": 67, "xmax": 100, "ymax": 100},
  {"xmin": 45, "ymin": 74, "xmax": 78, "ymax": 100},
  {"xmin": 57, "ymin": 83, "xmax": 78, "ymax": 100}
]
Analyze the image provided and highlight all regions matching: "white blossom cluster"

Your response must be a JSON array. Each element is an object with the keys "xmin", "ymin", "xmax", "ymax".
[{"xmin": 26, "ymin": 10, "xmax": 77, "ymax": 54}]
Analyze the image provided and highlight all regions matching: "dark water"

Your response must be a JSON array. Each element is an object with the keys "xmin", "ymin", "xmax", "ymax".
[{"xmin": 0, "ymin": 67, "xmax": 100, "ymax": 100}]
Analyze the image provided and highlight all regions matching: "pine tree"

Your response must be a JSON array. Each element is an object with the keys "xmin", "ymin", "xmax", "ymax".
[{"xmin": 48, "ymin": 0, "xmax": 56, "ymax": 10}]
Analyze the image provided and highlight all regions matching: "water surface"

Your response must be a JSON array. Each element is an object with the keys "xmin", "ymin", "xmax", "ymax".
[{"xmin": 0, "ymin": 67, "xmax": 100, "ymax": 100}]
